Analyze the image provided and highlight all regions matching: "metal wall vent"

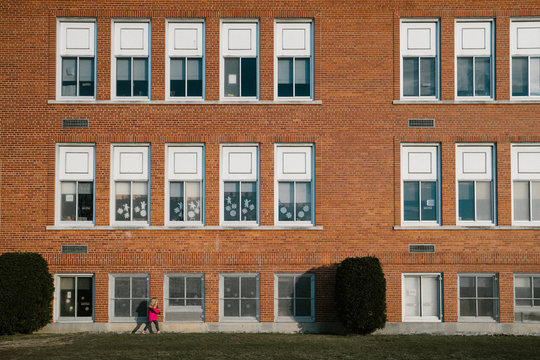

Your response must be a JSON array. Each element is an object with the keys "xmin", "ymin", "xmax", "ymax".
[
  {"xmin": 61, "ymin": 245, "xmax": 88, "ymax": 254},
  {"xmin": 63, "ymin": 119, "xmax": 89, "ymax": 128},
  {"xmin": 409, "ymin": 244, "xmax": 435, "ymax": 253},
  {"xmin": 408, "ymin": 119, "xmax": 434, "ymax": 128}
]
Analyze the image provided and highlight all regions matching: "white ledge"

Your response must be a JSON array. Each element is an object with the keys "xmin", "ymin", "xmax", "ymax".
[
  {"xmin": 393, "ymin": 100, "xmax": 540, "ymax": 105},
  {"xmin": 48, "ymin": 100, "xmax": 323, "ymax": 105},
  {"xmin": 46, "ymin": 225, "xmax": 323, "ymax": 231},
  {"xmin": 394, "ymin": 225, "xmax": 540, "ymax": 230}
]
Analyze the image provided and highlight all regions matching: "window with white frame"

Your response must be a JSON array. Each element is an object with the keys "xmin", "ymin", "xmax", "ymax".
[
  {"xmin": 401, "ymin": 145, "xmax": 440, "ymax": 224},
  {"xmin": 458, "ymin": 274, "xmax": 499, "ymax": 321},
  {"xmin": 112, "ymin": 20, "xmax": 150, "ymax": 98},
  {"xmin": 57, "ymin": 19, "xmax": 96, "ymax": 99},
  {"xmin": 57, "ymin": 145, "xmax": 95, "ymax": 225},
  {"xmin": 514, "ymin": 274, "xmax": 540, "ymax": 322},
  {"xmin": 275, "ymin": 145, "xmax": 314, "ymax": 225},
  {"xmin": 166, "ymin": 145, "xmax": 203, "ymax": 225},
  {"xmin": 512, "ymin": 145, "xmax": 540, "ymax": 224},
  {"xmin": 221, "ymin": 21, "xmax": 258, "ymax": 99},
  {"xmin": 111, "ymin": 145, "xmax": 150, "ymax": 225},
  {"xmin": 275, "ymin": 274, "xmax": 315, "ymax": 322},
  {"xmin": 510, "ymin": 20, "xmax": 540, "ymax": 98},
  {"xmin": 456, "ymin": 144, "xmax": 495, "ymax": 225},
  {"xmin": 166, "ymin": 21, "xmax": 204, "ymax": 99},
  {"xmin": 275, "ymin": 20, "xmax": 313, "ymax": 99},
  {"xmin": 455, "ymin": 20, "xmax": 494, "ymax": 99},
  {"xmin": 220, "ymin": 274, "xmax": 259, "ymax": 321},
  {"xmin": 400, "ymin": 20, "xmax": 438, "ymax": 98},
  {"xmin": 164, "ymin": 274, "xmax": 204, "ymax": 322},
  {"xmin": 221, "ymin": 145, "xmax": 258, "ymax": 224},
  {"xmin": 402, "ymin": 274, "xmax": 442, "ymax": 322},
  {"xmin": 109, "ymin": 274, "xmax": 149, "ymax": 321},
  {"xmin": 55, "ymin": 275, "xmax": 94, "ymax": 321}
]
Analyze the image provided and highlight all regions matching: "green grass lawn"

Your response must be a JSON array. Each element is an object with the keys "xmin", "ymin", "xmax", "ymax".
[{"xmin": 0, "ymin": 333, "xmax": 538, "ymax": 359}]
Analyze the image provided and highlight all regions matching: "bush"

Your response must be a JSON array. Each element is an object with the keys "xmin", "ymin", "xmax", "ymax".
[
  {"xmin": 335, "ymin": 256, "xmax": 386, "ymax": 334},
  {"xmin": 0, "ymin": 252, "xmax": 54, "ymax": 335}
]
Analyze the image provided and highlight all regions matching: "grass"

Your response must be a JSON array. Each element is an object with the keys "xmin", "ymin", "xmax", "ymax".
[{"xmin": 0, "ymin": 333, "xmax": 539, "ymax": 359}]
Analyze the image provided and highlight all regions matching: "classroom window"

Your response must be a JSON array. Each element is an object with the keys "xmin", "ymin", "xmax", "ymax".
[
  {"xmin": 511, "ymin": 21, "xmax": 540, "ymax": 98},
  {"xmin": 110, "ymin": 274, "xmax": 149, "ymax": 321},
  {"xmin": 220, "ymin": 274, "xmax": 260, "ymax": 321},
  {"xmin": 164, "ymin": 274, "xmax": 204, "ymax": 322},
  {"xmin": 459, "ymin": 274, "xmax": 499, "ymax": 321},
  {"xmin": 55, "ymin": 275, "xmax": 94, "ymax": 321},
  {"xmin": 275, "ymin": 274, "xmax": 315, "ymax": 322},
  {"xmin": 402, "ymin": 274, "xmax": 442, "ymax": 322},
  {"xmin": 514, "ymin": 274, "xmax": 540, "ymax": 322},
  {"xmin": 512, "ymin": 145, "xmax": 540, "ymax": 224}
]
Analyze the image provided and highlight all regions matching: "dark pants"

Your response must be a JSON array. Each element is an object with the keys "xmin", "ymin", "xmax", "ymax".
[{"xmin": 144, "ymin": 320, "xmax": 159, "ymax": 332}]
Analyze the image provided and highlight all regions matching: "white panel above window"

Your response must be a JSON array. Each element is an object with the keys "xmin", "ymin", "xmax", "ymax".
[
  {"xmin": 276, "ymin": 146, "xmax": 312, "ymax": 181},
  {"xmin": 511, "ymin": 21, "xmax": 540, "ymax": 56},
  {"xmin": 168, "ymin": 22, "xmax": 203, "ymax": 57},
  {"xmin": 222, "ymin": 22, "xmax": 257, "ymax": 57},
  {"xmin": 58, "ymin": 146, "xmax": 94, "ymax": 181},
  {"xmin": 114, "ymin": 22, "xmax": 149, "ymax": 56},
  {"xmin": 59, "ymin": 21, "xmax": 95, "ymax": 56},
  {"xmin": 400, "ymin": 21, "xmax": 437, "ymax": 57},
  {"xmin": 113, "ymin": 146, "xmax": 149, "ymax": 180},
  {"xmin": 167, "ymin": 146, "xmax": 203, "ymax": 181},
  {"xmin": 401, "ymin": 145, "xmax": 437, "ymax": 181},
  {"xmin": 276, "ymin": 22, "xmax": 311, "ymax": 57},
  {"xmin": 455, "ymin": 21, "xmax": 491, "ymax": 56},
  {"xmin": 456, "ymin": 145, "xmax": 493, "ymax": 180},
  {"xmin": 222, "ymin": 146, "xmax": 258, "ymax": 181},
  {"xmin": 512, "ymin": 145, "xmax": 540, "ymax": 180}
]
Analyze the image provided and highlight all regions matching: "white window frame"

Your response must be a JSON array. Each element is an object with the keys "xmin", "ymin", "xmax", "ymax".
[
  {"xmin": 274, "ymin": 273, "xmax": 315, "ymax": 322},
  {"xmin": 54, "ymin": 273, "xmax": 94, "ymax": 323},
  {"xmin": 510, "ymin": 19, "xmax": 540, "ymax": 100},
  {"xmin": 110, "ymin": 144, "xmax": 150, "ymax": 226},
  {"xmin": 164, "ymin": 273, "xmax": 205, "ymax": 322},
  {"xmin": 274, "ymin": 144, "xmax": 315, "ymax": 226},
  {"xmin": 220, "ymin": 144, "xmax": 259, "ymax": 226},
  {"xmin": 401, "ymin": 273, "xmax": 443, "ymax": 322},
  {"xmin": 401, "ymin": 144, "xmax": 440, "ymax": 226},
  {"xmin": 514, "ymin": 273, "xmax": 540, "ymax": 322},
  {"xmin": 274, "ymin": 19, "xmax": 314, "ymax": 101},
  {"xmin": 219, "ymin": 273, "xmax": 260, "ymax": 322},
  {"xmin": 458, "ymin": 273, "xmax": 499, "ymax": 322},
  {"xmin": 109, "ymin": 273, "xmax": 150, "ymax": 322},
  {"xmin": 455, "ymin": 19, "xmax": 495, "ymax": 100},
  {"xmin": 220, "ymin": 19, "xmax": 259, "ymax": 101},
  {"xmin": 165, "ymin": 19, "xmax": 205, "ymax": 101},
  {"xmin": 455, "ymin": 144, "xmax": 496, "ymax": 226},
  {"xmin": 511, "ymin": 144, "xmax": 540, "ymax": 225},
  {"xmin": 56, "ymin": 18, "xmax": 96, "ymax": 100},
  {"xmin": 400, "ymin": 19, "xmax": 440, "ymax": 100},
  {"xmin": 165, "ymin": 144, "xmax": 204, "ymax": 226},
  {"xmin": 56, "ymin": 144, "xmax": 95, "ymax": 226},
  {"xmin": 111, "ymin": 19, "xmax": 151, "ymax": 100}
]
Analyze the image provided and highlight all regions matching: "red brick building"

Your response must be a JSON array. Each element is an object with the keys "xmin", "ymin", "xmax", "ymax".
[{"xmin": 1, "ymin": 0, "xmax": 539, "ymax": 334}]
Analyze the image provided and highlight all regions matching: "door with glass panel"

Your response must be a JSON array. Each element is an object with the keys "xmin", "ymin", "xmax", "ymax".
[
  {"xmin": 403, "ymin": 274, "xmax": 442, "ymax": 321},
  {"xmin": 58, "ymin": 275, "xmax": 93, "ymax": 321}
]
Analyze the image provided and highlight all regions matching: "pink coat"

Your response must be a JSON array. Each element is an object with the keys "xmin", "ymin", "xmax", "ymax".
[{"xmin": 148, "ymin": 306, "xmax": 160, "ymax": 321}]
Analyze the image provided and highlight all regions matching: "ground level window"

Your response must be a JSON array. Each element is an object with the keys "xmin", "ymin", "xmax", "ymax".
[
  {"xmin": 220, "ymin": 274, "xmax": 259, "ymax": 321},
  {"xmin": 459, "ymin": 274, "xmax": 498, "ymax": 321},
  {"xmin": 275, "ymin": 274, "xmax": 315, "ymax": 322},
  {"xmin": 165, "ymin": 274, "xmax": 204, "ymax": 322},
  {"xmin": 110, "ymin": 274, "xmax": 149, "ymax": 321},
  {"xmin": 402, "ymin": 274, "xmax": 442, "ymax": 322},
  {"xmin": 514, "ymin": 274, "xmax": 540, "ymax": 322},
  {"xmin": 56, "ymin": 275, "xmax": 94, "ymax": 321}
]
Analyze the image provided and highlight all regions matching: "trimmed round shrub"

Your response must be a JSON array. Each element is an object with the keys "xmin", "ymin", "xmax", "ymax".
[
  {"xmin": 0, "ymin": 252, "xmax": 54, "ymax": 335},
  {"xmin": 335, "ymin": 256, "xmax": 387, "ymax": 334}
]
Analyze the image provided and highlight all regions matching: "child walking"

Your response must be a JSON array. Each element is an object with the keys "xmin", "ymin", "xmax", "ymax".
[{"xmin": 142, "ymin": 298, "xmax": 160, "ymax": 334}]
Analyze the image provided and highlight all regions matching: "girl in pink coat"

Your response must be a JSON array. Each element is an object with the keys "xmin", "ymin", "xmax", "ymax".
[{"xmin": 142, "ymin": 298, "xmax": 160, "ymax": 334}]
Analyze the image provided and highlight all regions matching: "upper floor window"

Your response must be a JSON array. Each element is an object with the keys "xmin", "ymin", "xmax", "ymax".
[
  {"xmin": 275, "ymin": 20, "xmax": 313, "ymax": 99},
  {"xmin": 455, "ymin": 20, "xmax": 494, "ymax": 99},
  {"xmin": 456, "ymin": 144, "xmax": 495, "ymax": 226},
  {"xmin": 166, "ymin": 21, "xmax": 204, "ymax": 99},
  {"xmin": 401, "ymin": 144, "xmax": 440, "ymax": 225},
  {"xmin": 400, "ymin": 20, "xmax": 438, "ymax": 99},
  {"xmin": 512, "ymin": 144, "xmax": 540, "ymax": 225},
  {"xmin": 510, "ymin": 20, "xmax": 540, "ymax": 98},
  {"xmin": 112, "ymin": 20, "xmax": 150, "ymax": 99},
  {"xmin": 221, "ymin": 20, "xmax": 258, "ymax": 100},
  {"xmin": 57, "ymin": 19, "xmax": 96, "ymax": 99},
  {"xmin": 275, "ymin": 145, "xmax": 314, "ymax": 225},
  {"xmin": 56, "ymin": 145, "xmax": 95, "ymax": 225}
]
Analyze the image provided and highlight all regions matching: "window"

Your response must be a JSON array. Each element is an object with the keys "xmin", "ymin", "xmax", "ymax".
[
  {"xmin": 221, "ymin": 145, "xmax": 258, "ymax": 225},
  {"xmin": 402, "ymin": 274, "xmax": 442, "ymax": 322},
  {"xmin": 109, "ymin": 274, "xmax": 149, "ymax": 321},
  {"xmin": 112, "ymin": 21, "xmax": 150, "ymax": 98},
  {"xmin": 458, "ymin": 274, "xmax": 499, "ymax": 321},
  {"xmin": 456, "ymin": 144, "xmax": 495, "ymax": 225},
  {"xmin": 275, "ymin": 145, "xmax": 314, "ymax": 225},
  {"xmin": 164, "ymin": 274, "xmax": 204, "ymax": 322},
  {"xmin": 166, "ymin": 21, "xmax": 204, "ymax": 99},
  {"xmin": 275, "ymin": 274, "xmax": 315, "ymax": 322},
  {"xmin": 455, "ymin": 20, "xmax": 494, "ymax": 99},
  {"xmin": 512, "ymin": 145, "xmax": 540, "ymax": 224},
  {"xmin": 55, "ymin": 275, "xmax": 94, "ymax": 322},
  {"xmin": 400, "ymin": 20, "xmax": 439, "ymax": 99},
  {"xmin": 111, "ymin": 145, "xmax": 150, "ymax": 225},
  {"xmin": 511, "ymin": 21, "xmax": 540, "ymax": 98},
  {"xmin": 221, "ymin": 21, "xmax": 258, "ymax": 99},
  {"xmin": 275, "ymin": 20, "xmax": 313, "ymax": 99},
  {"xmin": 220, "ymin": 274, "xmax": 259, "ymax": 321},
  {"xmin": 166, "ymin": 145, "xmax": 204, "ymax": 225},
  {"xmin": 401, "ymin": 145, "xmax": 440, "ymax": 225},
  {"xmin": 514, "ymin": 274, "xmax": 540, "ymax": 322},
  {"xmin": 57, "ymin": 20, "xmax": 96, "ymax": 99},
  {"xmin": 56, "ymin": 145, "xmax": 95, "ymax": 225}
]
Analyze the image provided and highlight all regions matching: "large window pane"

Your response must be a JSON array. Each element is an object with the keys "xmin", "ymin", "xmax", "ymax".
[
  {"xmin": 278, "ymin": 277, "xmax": 294, "ymax": 298},
  {"xmin": 186, "ymin": 277, "xmax": 202, "ymax": 299},
  {"xmin": 116, "ymin": 58, "xmax": 131, "ymax": 96},
  {"xmin": 78, "ymin": 182, "xmax": 93, "ymax": 221},
  {"xmin": 187, "ymin": 58, "xmax": 203, "ymax": 97},
  {"xmin": 240, "ymin": 182, "xmax": 257, "ymax": 221},
  {"xmin": 532, "ymin": 182, "xmax": 540, "ymax": 221},
  {"xmin": 224, "ymin": 58, "xmax": 240, "ymax": 97},
  {"xmin": 512, "ymin": 57, "xmax": 529, "ymax": 96},
  {"xmin": 404, "ymin": 276, "xmax": 421, "ymax": 317},
  {"xmin": 476, "ymin": 181, "xmax": 492, "ymax": 221},
  {"xmin": 278, "ymin": 58, "xmax": 293, "ymax": 97},
  {"xmin": 61, "ymin": 182, "xmax": 77, "ymax": 221},
  {"xmin": 224, "ymin": 182, "xmax": 240, "ymax": 221},
  {"xmin": 133, "ymin": 58, "xmax": 148, "ymax": 96},
  {"xmin": 170, "ymin": 58, "xmax": 186, "ymax": 97},
  {"xmin": 296, "ymin": 182, "xmax": 311, "ymax": 221},
  {"xmin": 278, "ymin": 182, "xmax": 294, "ymax": 221},
  {"xmin": 185, "ymin": 182, "xmax": 201, "ymax": 221},
  {"xmin": 62, "ymin": 58, "xmax": 77, "ymax": 96},
  {"xmin": 477, "ymin": 276, "xmax": 495, "ymax": 298},
  {"xmin": 460, "ymin": 299, "xmax": 476, "ymax": 317},
  {"xmin": 115, "ymin": 277, "xmax": 131, "ymax": 298},
  {"xmin": 296, "ymin": 276, "xmax": 311, "ymax": 298},
  {"xmin": 79, "ymin": 58, "xmax": 94, "ymax": 96},
  {"xmin": 460, "ymin": 276, "xmax": 476, "ymax": 298},
  {"xmin": 170, "ymin": 182, "xmax": 184, "ymax": 221},
  {"xmin": 422, "ymin": 276, "xmax": 439, "ymax": 317},
  {"xmin": 514, "ymin": 181, "xmax": 530, "ymax": 221},
  {"xmin": 133, "ymin": 298, "xmax": 148, "ymax": 318},
  {"xmin": 132, "ymin": 182, "xmax": 148, "ymax": 221},
  {"xmin": 403, "ymin": 181, "xmax": 419, "ymax": 221},
  {"xmin": 531, "ymin": 58, "xmax": 540, "ymax": 96},
  {"xmin": 295, "ymin": 58, "xmax": 310, "ymax": 97},
  {"xmin": 224, "ymin": 299, "xmax": 239, "ymax": 317},
  {"xmin": 241, "ymin": 299, "xmax": 257, "ymax": 317},
  {"xmin": 169, "ymin": 277, "xmax": 185, "ymax": 299},
  {"xmin": 420, "ymin": 57, "xmax": 436, "ymax": 96},
  {"xmin": 115, "ymin": 299, "xmax": 131, "ymax": 317},
  {"xmin": 60, "ymin": 277, "xmax": 75, "ymax": 317},
  {"xmin": 241, "ymin": 57, "xmax": 257, "ymax": 97},
  {"xmin": 403, "ymin": 57, "xmax": 419, "ymax": 96},
  {"xmin": 278, "ymin": 299, "xmax": 293, "ymax": 317},
  {"xmin": 132, "ymin": 277, "xmax": 148, "ymax": 298},
  {"xmin": 478, "ymin": 299, "xmax": 496, "ymax": 317},
  {"xmin": 77, "ymin": 277, "xmax": 93, "ymax": 317},
  {"xmin": 224, "ymin": 277, "xmax": 239, "ymax": 298},
  {"xmin": 421, "ymin": 181, "xmax": 437, "ymax": 221},
  {"xmin": 457, "ymin": 57, "xmax": 473, "ymax": 97},
  {"xmin": 475, "ymin": 57, "xmax": 491, "ymax": 97},
  {"xmin": 515, "ymin": 277, "xmax": 532, "ymax": 299},
  {"xmin": 458, "ymin": 181, "xmax": 475, "ymax": 221},
  {"xmin": 241, "ymin": 277, "xmax": 257, "ymax": 298},
  {"xmin": 295, "ymin": 299, "xmax": 311, "ymax": 317}
]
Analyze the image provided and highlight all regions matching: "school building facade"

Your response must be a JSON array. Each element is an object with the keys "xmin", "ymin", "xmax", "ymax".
[{"xmin": 1, "ymin": 0, "xmax": 540, "ymax": 334}]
